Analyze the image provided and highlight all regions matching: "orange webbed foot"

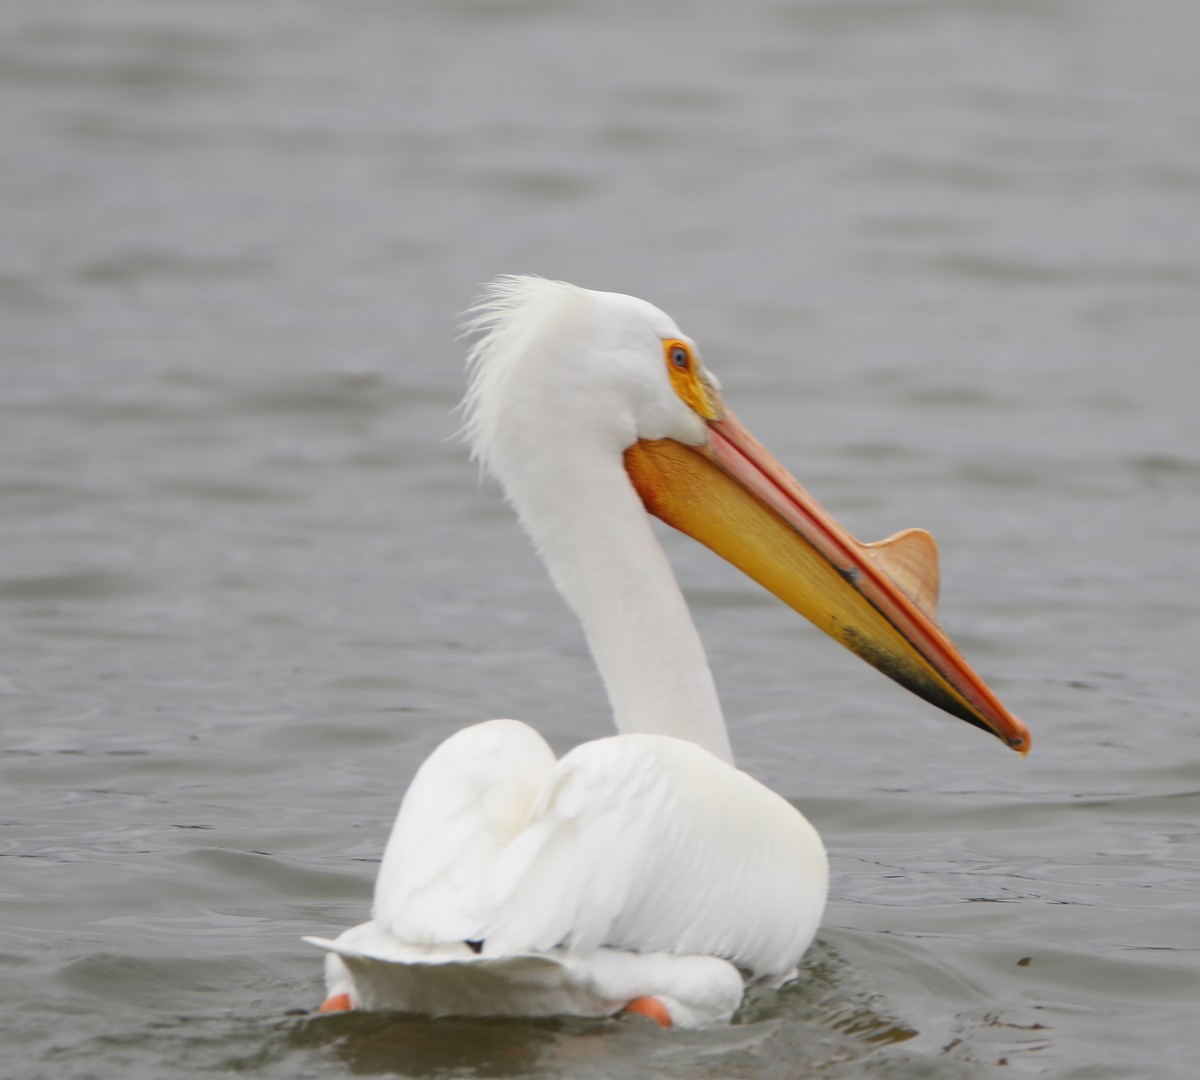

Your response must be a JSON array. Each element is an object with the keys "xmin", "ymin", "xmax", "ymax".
[{"xmin": 623, "ymin": 996, "xmax": 672, "ymax": 1028}]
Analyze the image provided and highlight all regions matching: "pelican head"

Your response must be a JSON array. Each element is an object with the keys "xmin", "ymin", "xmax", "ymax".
[
  {"xmin": 463, "ymin": 276, "xmax": 1030, "ymax": 755},
  {"xmin": 463, "ymin": 276, "xmax": 715, "ymax": 471}
]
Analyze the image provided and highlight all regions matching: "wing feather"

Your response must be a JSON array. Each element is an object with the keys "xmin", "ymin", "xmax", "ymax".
[
  {"xmin": 372, "ymin": 719, "xmax": 556, "ymax": 944},
  {"xmin": 368, "ymin": 725, "xmax": 825, "ymax": 982},
  {"xmin": 481, "ymin": 733, "xmax": 827, "ymax": 979}
]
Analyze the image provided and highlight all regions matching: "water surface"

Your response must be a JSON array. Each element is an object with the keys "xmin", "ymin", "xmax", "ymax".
[{"xmin": 2, "ymin": 1, "xmax": 1198, "ymax": 1077}]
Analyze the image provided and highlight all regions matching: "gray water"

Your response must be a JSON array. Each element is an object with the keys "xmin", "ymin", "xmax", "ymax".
[{"xmin": 2, "ymin": 1, "xmax": 1198, "ymax": 1077}]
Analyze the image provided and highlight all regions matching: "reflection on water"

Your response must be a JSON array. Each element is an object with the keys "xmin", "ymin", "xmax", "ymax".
[
  {"xmin": 2, "ymin": 0, "xmax": 1199, "ymax": 1077},
  {"xmin": 292, "ymin": 1013, "xmax": 570, "ymax": 1078}
]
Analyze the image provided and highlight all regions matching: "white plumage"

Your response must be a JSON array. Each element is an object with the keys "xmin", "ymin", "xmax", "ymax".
[
  {"xmin": 307, "ymin": 276, "xmax": 1028, "ymax": 1027},
  {"xmin": 309, "ymin": 719, "xmax": 824, "ymax": 1027}
]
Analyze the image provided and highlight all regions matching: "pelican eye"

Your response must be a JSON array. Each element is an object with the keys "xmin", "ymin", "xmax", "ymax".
[{"xmin": 662, "ymin": 338, "xmax": 718, "ymax": 420}]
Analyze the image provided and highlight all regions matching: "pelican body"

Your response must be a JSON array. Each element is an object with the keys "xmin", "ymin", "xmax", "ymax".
[{"xmin": 307, "ymin": 277, "xmax": 1029, "ymax": 1027}]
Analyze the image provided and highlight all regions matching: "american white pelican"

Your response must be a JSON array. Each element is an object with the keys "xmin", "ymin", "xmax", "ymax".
[{"xmin": 306, "ymin": 276, "xmax": 1030, "ymax": 1028}]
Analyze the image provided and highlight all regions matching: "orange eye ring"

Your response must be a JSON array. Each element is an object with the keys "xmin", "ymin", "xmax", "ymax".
[{"xmin": 662, "ymin": 338, "xmax": 717, "ymax": 420}]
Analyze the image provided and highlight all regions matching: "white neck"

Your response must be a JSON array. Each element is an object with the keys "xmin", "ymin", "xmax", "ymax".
[{"xmin": 500, "ymin": 441, "xmax": 734, "ymax": 764}]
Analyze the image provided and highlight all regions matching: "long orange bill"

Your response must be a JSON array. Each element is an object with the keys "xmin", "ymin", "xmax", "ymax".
[{"xmin": 624, "ymin": 406, "xmax": 1030, "ymax": 754}]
